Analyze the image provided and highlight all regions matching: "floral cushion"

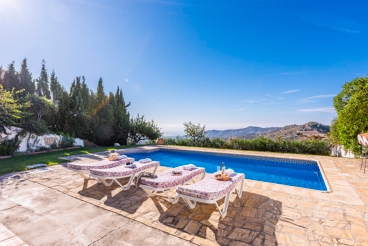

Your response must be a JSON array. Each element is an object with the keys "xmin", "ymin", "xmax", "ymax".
[
  {"xmin": 90, "ymin": 161, "xmax": 160, "ymax": 177},
  {"xmin": 140, "ymin": 167, "xmax": 205, "ymax": 189},
  {"xmin": 67, "ymin": 158, "xmax": 135, "ymax": 171},
  {"xmin": 176, "ymin": 173, "xmax": 244, "ymax": 200}
]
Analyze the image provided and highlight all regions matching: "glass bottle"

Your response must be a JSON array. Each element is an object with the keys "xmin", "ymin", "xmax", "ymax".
[{"xmin": 221, "ymin": 162, "xmax": 226, "ymax": 178}]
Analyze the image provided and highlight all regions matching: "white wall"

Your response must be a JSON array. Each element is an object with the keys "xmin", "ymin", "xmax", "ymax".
[
  {"xmin": 1, "ymin": 126, "xmax": 84, "ymax": 152},
  {"xmin": 331, "ymin": 145, "xmax": 355, "ymax": 158}
]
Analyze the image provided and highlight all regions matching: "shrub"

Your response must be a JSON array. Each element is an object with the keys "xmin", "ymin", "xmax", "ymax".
[
  {"xmin": 58, "ymin": 133, "xmax": 75, "ymax": 148},
  {"xmin": 164, "ymin": 136, "xmax": 330, "ymax": 155},
  {"xmin": 0, "ymin": 136, "xmax": 21, "ymax": 156},
  {"xmin": 50, "ymin": 143, "xmax": 58, "ymax": 150}
]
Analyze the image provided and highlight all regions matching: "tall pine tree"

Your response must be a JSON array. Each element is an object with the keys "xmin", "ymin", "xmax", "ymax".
[
  {"xmin": 2, "ymin": 62, "xmax": 18, "ymax": 91},
  {"xmin": 19, "ymin": 58, "xmax": 35, "ymax": 96},
  {"xmin": 113, "ymin": 87, "xmax": 130, "ymax": 145},
  {"xmin": 36, "ymin": 60, "xmax": 51, "ymax": 99}
]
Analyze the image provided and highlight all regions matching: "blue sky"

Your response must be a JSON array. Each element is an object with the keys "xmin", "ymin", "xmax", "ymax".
[{"xmin": 1, "ymin": 0, "xmax": 367, "ymax": 136}]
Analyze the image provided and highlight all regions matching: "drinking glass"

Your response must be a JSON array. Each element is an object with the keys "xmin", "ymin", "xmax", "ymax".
[{"xmin": 217, "ymin": 166, "xmax": 220, "ymax": 173}]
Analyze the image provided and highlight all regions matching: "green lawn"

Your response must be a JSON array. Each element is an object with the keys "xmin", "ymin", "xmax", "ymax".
[{"xmin": 0, "ymin": 145, "xmax": 138, "ymax": 176}]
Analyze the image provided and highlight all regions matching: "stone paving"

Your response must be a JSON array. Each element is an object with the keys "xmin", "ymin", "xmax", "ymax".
[{"xmin": 2, "ymin": 146, "xmax": 368, "ymax": 245}]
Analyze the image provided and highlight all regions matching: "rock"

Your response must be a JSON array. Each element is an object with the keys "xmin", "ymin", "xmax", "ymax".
[{"xmin": 114, "ymin": 143, "xmax": 120, "ymax": 146}]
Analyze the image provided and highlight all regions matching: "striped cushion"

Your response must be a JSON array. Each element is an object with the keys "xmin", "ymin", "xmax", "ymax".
[
  {"xmin": 141, "ymin": 167, "xmax": 205, "ymax": 189},
  {"xmin": 176, "ymin": 173, "xmax": 244, "ymax": 200},
  {"xmin": 90, "ymin": 161, "xmax": 160, "ymax": 177},
  {"xmin": 67, "ymin": 157, "xmax": 135, "ymax": 171}
]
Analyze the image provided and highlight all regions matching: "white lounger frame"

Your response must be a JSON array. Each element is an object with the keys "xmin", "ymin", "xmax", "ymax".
[
  {"xmin": 172, "ymin": 177, "xmax": 244, "ymax": 218},
  {"xmin": 91, "ymin": 164, "xmax": 159, "ymax": 191},
  {"xmin": 139, "ymin": 170, "xmax": 206, "ymax": 203},
  {"xmin": 67, "ymin": 158, "xmax": 135, "ymax": 181}
]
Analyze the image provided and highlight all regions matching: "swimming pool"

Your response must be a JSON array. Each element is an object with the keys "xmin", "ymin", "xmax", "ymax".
[{"xmin": 126, "ymin": 149, "xmax": 328, "ymax": 191}]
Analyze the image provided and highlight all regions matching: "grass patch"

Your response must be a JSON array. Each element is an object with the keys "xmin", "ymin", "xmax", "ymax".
[{"xmin": 0, "ymin": 145, "xmax": 139, "ymax": 176}]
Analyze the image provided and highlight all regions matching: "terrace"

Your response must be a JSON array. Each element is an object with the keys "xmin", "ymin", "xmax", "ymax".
[{"xmin": 1, "ymin": 146, "xmax": 368, "ymax": 245}]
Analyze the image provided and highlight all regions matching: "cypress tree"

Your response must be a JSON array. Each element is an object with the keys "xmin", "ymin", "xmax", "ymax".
[
  {"xmin": 2, "ymin": 62, "xmax": 18, "ymax": 91},
  {"xmin": 36, "ymin": 60, "xmax": 51, "ymax": 99},
  {"xmin": 113, "ymin": 87, "xmax": 130, "ymax": 145},
  {"xmin": 19, "ymin": 58, "xmax": 35, "ymax": 96}
]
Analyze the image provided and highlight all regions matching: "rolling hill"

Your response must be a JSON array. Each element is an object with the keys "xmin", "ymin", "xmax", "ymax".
[{"xmin": 205, "ymin": 122, "xmax": 330, "ymax": 141}]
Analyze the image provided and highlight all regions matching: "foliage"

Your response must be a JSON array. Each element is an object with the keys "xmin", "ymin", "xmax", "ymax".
[
  {"xmin": 128, "ymin": 114, "xmax": 162, "ymax": 144},
  {"xmin": 112, "ymin": 87, "xmax": 130, "ymax": 145},
  {"xmin": 308, "ymin": 122, "xmax": 330, "ymax": 133},
  {"xmin": 0, "ymin": 85, "xmax": 24, "ymax": 133},
  {"xmin": 183, "ymin": 122, "xmax": 206, "ymax": 145},
  {"xmin": 332, "ymin": 77, "xmax": 368, "ymax": 155},
  {"xmin": 36, "ymin": 60, "xmax": 51, "ymax": 99},
  {"xmin": 0, "ymin": 135, "xmax": 21, "ymax": 156},
  {"xmin": 165, "ymin": 136, "xmax": 331, "ymax": 155},
  {"xmin": 58, "ymin": 133, "xmax": 75, "ymax": 148},
  {"xmin": 0, "ymin": 58, "xmax": 159, "ymax": 148}
]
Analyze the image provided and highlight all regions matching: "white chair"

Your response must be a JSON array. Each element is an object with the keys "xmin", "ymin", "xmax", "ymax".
[
  {"xmin": 89, "ymin": 159, "xmax": 160, "ymax": 191},
  {"xmin": 67, "ymin": 156, "xmax": 135, "ymax": 180},
  {"xmin": 173, "ymin": 172, "xmax": 244, "ymax": 218},
  {"xmin": 139, "ymin": 165, "xmax": 206, "ymax": 203}
]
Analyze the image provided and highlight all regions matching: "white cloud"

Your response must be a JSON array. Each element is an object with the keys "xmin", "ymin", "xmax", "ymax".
[
  {"xmin": 280, "ymin": 89, "xmax": 300, "ymax": 94},
  {"xmin": 239, "ymin": 99, "xmax": 267, "ymax": 103},
  {"xmin": 301, "ymin": 12, "xmax": 366, "ymax": 33},
  {"xmin": 297, "ymin": 107, "xmax": 335, "ymax": 113},
  {"xmin": 298, "ymin": 94, "xmax": 336, "ymax": 103},
  {"xmin": 132, "ymin": 84, "xmax": 142, "ymax": 92},
  {"xmin": 232, "ymin": 108, "xmax": 245, "ymax": 112},
  {"xmin": 239, "ymin": 99, "xmax": 256, "ymax": 103},
  {"xmin": 125, "ymin": 79, "xmax": 128, "ymax": 82}
]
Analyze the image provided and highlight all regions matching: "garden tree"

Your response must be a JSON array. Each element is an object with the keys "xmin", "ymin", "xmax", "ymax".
[
  {"xmin": 0, "ymin": 85, "xmax": 25, "ymax": 134},
  {"xmin": 68, "ymin": 76, "xmax": 92, "ymax": 139},
  {"xmin": 55, "ymin": 90, "xmax": 71, "ymax": 133},
  {"xmin": 19, "ymin": 58, "xmax": 35, "ymax": 96},
  {"xmin": 128, "ymin": 114, "xmax": 162, "ymax": 144},
  {"xmin": 112, "ymin": 87, "xmax": 130, "ymax": 145},
  {"xmin": 332, "ymin": 77, "xmax": 368, "ymax": 155},
  {"xmin": 36, "ymin": 60, "xmax": 51, "ymax": 99},
  {"xmin": 20, "ymin": 94, "xmax": 55, "ymax": 151},
  {"xmin": 183, "ymin": 121, "xmax": 206, "ymax": 145},
  {"xmin": 2, "ymin": 62, "xmax": 18, "ymax": 91},
  {"xmin": 80, "ymin": 77, "xmax": 91, "ymax": 112},
  {"xmin": 89, "ymin": 78, "xmax": 115, "ymax": 145},
  {"xmin": 0, "ymin": 66, "xmax": 3, "ymax": 85},
  {"xmin": 50, "ymin": 70, "xmax": 64, "ymax": 105}
]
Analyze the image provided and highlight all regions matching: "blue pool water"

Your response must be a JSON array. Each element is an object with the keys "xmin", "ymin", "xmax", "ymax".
[{"xmin": 128, "ymin": 149, "xmax": 328, "ymax": 191}]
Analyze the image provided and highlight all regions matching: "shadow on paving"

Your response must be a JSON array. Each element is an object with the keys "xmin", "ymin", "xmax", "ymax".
[
  {"xmin": 78, "ymin": 178, "xmax": 148, "ymax": 214},
  {"xmin": 156, "ymin": 191, "xmax": 282, "ymax": 245}
]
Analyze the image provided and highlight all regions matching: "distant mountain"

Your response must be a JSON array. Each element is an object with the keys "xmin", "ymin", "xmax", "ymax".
[
  {"xmin": 205, "ymin": 122, "xmax": 330, "ymax": 140},
  {"xmin": 206, "ymin": 126, "xmax": 281, "ymax": 138}
]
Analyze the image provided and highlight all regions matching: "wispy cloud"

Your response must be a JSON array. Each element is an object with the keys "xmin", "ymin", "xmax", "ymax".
[
  {"xmin": 298, "ymin": 94, "xmax": 336, "ymax": 103},
  {"xmin": 301, "ymin": 12, "xmax": 367, "ymax": 33},
  {"xmin": 239, "ymin": 99, "xmax": 267, "ymax": 103},
  {"xmin": 280, "ymin": 89, "xmax": 300, "ymax": 94},
  {"xmin": 239, "ymin": 99, "xmax": 256, "ymax": 103},
  {"xmin": 132, "ymin": 84, "xmax": 142, "ymax": 92},
  {"xmin": 232, "ymin": 108, "xmax": 245, "ymax": 112},
  {"xmin": 297, "ymin": 107, "xmax": 335, "ymax": 113}
]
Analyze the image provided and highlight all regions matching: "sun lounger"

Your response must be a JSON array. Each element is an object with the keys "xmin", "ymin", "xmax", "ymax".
[
  {"xmin": 67, "ymin": 157, "xmax": 135, "ymax": 180},
  {"xmin": 89, "ymin": 160, "xmax": 160, "ymax": 190},
  {"xmin": 173, "ymin": 172, "xmax": 244, "ymax": 218},
  {"xmin": 139, "ymin": 165, "xmax": 206, "ymax": 203}
]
